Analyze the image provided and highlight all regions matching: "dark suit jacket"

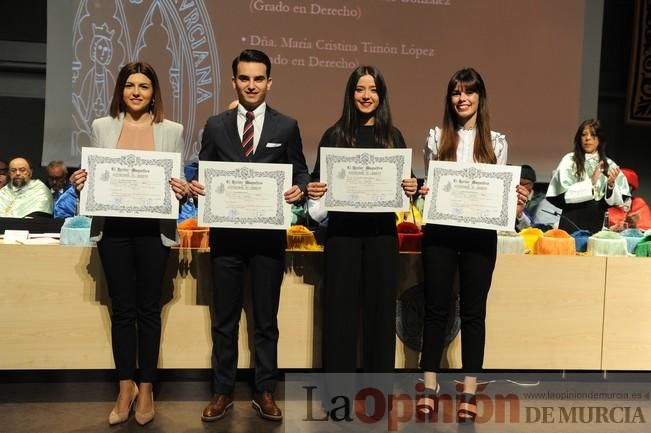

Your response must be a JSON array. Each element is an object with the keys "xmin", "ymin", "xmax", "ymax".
[
  {"xmin": 199, "ymin": 105, "xmax": 310, "ymax": 253},
  {"xmin": 199, "ymin": 106, "xmax": 310, "ymax": 192}
]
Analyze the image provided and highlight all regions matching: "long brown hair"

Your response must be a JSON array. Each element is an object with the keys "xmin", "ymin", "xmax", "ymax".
[
  {"xmin": 572, "ymin": 119, "xmax": 608, "ymax": 178},
  {"xmin": 437, "ymin": 68, "xmax": 495, "ymax": 164},
  {"xmin": 109, "ymin": 62, "xmax": 164, "ymax": 123}
]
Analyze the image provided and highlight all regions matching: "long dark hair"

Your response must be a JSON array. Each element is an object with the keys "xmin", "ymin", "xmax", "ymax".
[
  {"xmin": 109, "ymin": 62, "xmax": 164, "ymax": 123},
  {"xmin": 437, "ymin": 67, "xmax": 495, "ymax": 163},
  {"xmin": 333, "ymin": 65, "xmax": 395, "ymax": 148},
  {"xmin": 572, "ymin": 118, "xmax": 608, "ymax": 178}
]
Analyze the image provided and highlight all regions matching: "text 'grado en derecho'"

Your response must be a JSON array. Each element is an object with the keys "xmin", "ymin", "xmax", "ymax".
[
  {"xmin": 252, "ymin": 0, "xmax": 453, "ymax": 14},
  {"xmin": 251, "ymin": 1, "xmax": 361, "ymax": 18}
]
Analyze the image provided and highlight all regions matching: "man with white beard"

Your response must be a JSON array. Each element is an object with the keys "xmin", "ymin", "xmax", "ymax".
[{"xmin": 0, "ymin": 157, "xmax": 53, "ymax": 217}]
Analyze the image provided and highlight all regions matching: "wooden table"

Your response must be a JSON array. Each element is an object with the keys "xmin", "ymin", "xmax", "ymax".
[{"xmin": 0, "ymin": 244, "xmax": 647, "ymax": 370}]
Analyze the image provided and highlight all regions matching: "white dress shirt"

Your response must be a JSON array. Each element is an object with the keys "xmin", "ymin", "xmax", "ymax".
[{"xmin": 423, "ymin": 126, "xmax": 508, "ymax": 172}]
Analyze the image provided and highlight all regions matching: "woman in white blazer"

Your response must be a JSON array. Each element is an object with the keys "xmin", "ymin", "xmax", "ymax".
[{"xmin": 70, "ymin": 62, "xmax": 188, "ymax": 425}]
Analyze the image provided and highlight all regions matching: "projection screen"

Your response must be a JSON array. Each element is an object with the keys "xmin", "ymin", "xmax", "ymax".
[{"xmin": 43, "ymin": 0, "xmax": 603, "ymax": 180}]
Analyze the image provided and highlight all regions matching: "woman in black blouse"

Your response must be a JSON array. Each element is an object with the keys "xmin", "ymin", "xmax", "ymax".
[{"xmin": 307, "ymin": 65, "xmax": 417, "ymax": 373}]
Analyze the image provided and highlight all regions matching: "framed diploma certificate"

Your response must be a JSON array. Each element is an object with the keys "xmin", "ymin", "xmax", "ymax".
[
  {"xmin": 423, "ymin": 161, "xmax": 521, "ymax": 231},
  {"xmin": 320, "ymin": 147, "xmax": 411, "ymax": 212},
  {"xmin": 198, "ymin": 161, "xmax": 292, "ymax": 230},
  {"xmin": 79, "ymin": 147, "xmax": 181, "ymax": 219}
]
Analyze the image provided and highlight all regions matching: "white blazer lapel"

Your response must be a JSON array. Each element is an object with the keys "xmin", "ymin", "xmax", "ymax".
[
  {"xmin": 105, "ymin": 114, "xmax": 125, "ymax": 149},
  {"xmin": 153, "ymin": 121, "xmax": 164, "ymax": 152}
]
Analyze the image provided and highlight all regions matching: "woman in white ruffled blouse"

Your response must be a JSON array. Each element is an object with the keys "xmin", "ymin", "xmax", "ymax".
[
  {"xmin": 417, "ymin": 67, "xmax": 527, "ymax": 423},
  {"xmin": 546, "ymin": 119, "xmax": 630, "ymax": 234}
]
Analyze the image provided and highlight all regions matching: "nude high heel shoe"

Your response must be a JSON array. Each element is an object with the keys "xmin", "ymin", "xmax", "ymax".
[
  {"xmin": 108, "ymin": 381, "xmax": 139, "ymax": 425},
  {"xmin": 135, "ymin": 391, "xmax": 155, "ymax": 425}
]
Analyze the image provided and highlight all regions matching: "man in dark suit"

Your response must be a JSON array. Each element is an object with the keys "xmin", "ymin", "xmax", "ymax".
[{"xmin": 190, "ymin": 49, "xmax": 309, "ymax": 422}]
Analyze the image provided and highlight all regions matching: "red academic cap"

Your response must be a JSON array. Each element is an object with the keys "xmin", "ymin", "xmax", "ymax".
[{"xmin": 621, "ymin": 168, "xmax": 639, "ymax": 191}]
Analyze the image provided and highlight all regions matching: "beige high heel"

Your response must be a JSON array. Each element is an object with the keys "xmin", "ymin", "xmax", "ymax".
[
  {"xmin": 135, "ymin": 391, "xmax": 155, "ymax": 425},
  {"xmin": 108, "ymin": 381, "xmax": 139, "ymax": 425}
]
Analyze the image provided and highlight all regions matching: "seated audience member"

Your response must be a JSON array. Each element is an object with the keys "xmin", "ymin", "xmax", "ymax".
[
  {"xmin": 0, "ymin": 160, "xmax": 8, "ymax": 189},
  {"xmin": 546, "ymin": 119, "xmax": 629, "ymax": 233},
  {"xmin": 178, "ymin": 163, "xmax": 198, "ymax": 222},
  {"xmin": 46, "ymin": 160, "xmax": 71, "ymax": 201},
  {"xmin": 608, "ymin": 168, "xmax": 650, "ymax": 231},
  {"xmin": 0, "ymin": 157, "xmax": 53, "ymax": 217},
  {"xmin": 53, "ymin": 183, "xmax": 77, "ymax": 219},
  {"xmin": 516, "ymin": 164, "xmax": 561, "ymax": 231},
  {"xmin": 516, "ymin": 165, "xmax": 543, "ymax": 230}
]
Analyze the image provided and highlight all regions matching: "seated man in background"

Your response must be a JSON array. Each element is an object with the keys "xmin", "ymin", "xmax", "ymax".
[
  {"xmin": 46, "ymin": 160, "xmax": 71, "ymax": 201},
  {"xmin": 516, "ymin": 164, "xmax": 561, "ymax": 231},
  {"xmin": 0, "ymin": 160, "xmax": 8, "ymax": 189},
  {"xmin": 0, "ymin": 157, "xmax": 53, "ymax": 217},
  {"xmin": 608, "ymin": 168, "xmax": 650, "ymax": 231},
  {"xmin": 52, "ymin": 180, "xmax": 77, "ymax": 219}
]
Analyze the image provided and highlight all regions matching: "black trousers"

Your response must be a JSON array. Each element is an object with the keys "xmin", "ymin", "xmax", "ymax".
[
  {"xmin": 97, "ymin": 218, "xmax": 170, "ymax": 383},
  {"xmin": 322, "ymin": 234, "xmax": 399, "ymax": 373},
  {"xmin": 208, "ymin": 228, "xmax": 285, "ymax": 395},
  {"xmin": 420, "ymin": 224, "xmax": 496, "ymax": 373}
]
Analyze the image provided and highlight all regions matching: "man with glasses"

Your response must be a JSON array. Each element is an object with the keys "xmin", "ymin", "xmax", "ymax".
[
  {"xmin": 46, "ymin": 160, "xmax": 71, "ymax": 201},
  {"xmin": 516, "ymin": 164, "xmax": 560, "ymax": 231},
  {"xmin": 0, "ymin": 157, "xmax": 53, "ymax": 217}
]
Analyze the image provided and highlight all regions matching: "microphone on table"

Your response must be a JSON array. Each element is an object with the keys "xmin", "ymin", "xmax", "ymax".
[{"xmin": 540, "ymin": 209, "xmax": 583, "ymax": 232}]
